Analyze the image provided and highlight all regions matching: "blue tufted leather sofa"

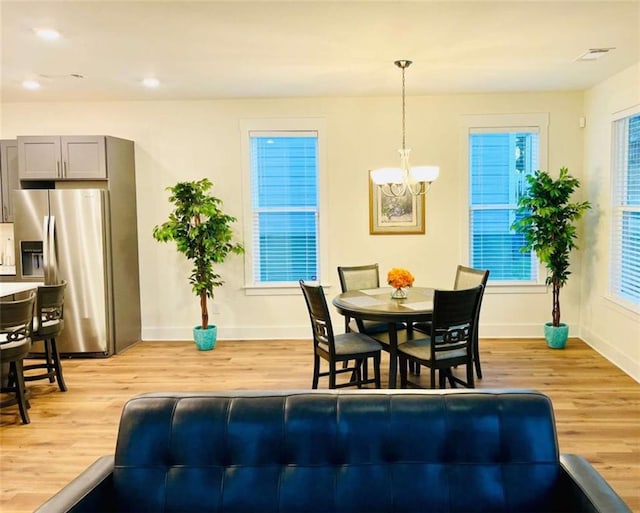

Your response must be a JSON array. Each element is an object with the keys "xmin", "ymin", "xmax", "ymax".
[{"xmin": 35, "ymin": 389, "xmax": 631, "ymax": 513}]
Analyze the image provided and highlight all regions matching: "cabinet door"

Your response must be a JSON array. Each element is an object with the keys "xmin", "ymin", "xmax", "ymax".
[
  {"xmin": 18, "ymin": 136, "xmax": 62, "ymax": 179},
  {"xmin": 0, "ymin": 140, "xmax": 19, "ymax": 221},
  {"xmin": 62, "ymin": 136, "xmax": 107, "ymax": 179}
]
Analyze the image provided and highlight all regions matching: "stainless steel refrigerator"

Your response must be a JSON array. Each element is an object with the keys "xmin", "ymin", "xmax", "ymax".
[{"xmin": 13, "ymin": 188, "xmax": 141, "ymax": 356}]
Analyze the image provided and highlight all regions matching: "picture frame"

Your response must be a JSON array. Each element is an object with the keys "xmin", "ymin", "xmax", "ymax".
[{"xmin": 369, "ymin": 171, "xmax": 425, "ymax": 235}]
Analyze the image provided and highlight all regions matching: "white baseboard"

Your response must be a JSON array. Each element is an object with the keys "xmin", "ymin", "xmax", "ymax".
[
  {"xmin": 580, "ymin": 326, "xmax": 640, "ymax": 383},
  {"xmin": 144, "ymin": 323, "xmax": 558, "ymax": 341},
  {"xmin": 142, "ymin": 326, "xmax": 310, "ymax": 341}
]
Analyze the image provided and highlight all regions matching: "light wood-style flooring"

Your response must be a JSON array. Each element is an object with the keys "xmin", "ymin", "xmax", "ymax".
[{"xmin": 1, "ymin": 338, "xmax": 639, "ymax": 513}]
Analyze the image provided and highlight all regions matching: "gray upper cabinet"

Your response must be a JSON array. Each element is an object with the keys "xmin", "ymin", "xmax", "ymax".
[
  {"xmin": 18, "ymin": 136, "xmax": 107, "ymax": 180},
  {"xmin": 0, "ymin": 140, "xmax": 19, "ymax": 222}
]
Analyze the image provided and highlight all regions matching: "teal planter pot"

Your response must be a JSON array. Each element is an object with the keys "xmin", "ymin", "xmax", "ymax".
[
  {"xmin": 193, "ymin": 325, "xmax": 217, "ymax": 351},
  {"xmin": 544, "ymin": 322, "xmax": 568, "ymax": 349}
]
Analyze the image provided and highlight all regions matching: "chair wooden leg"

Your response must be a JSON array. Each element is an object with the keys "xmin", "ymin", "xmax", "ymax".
[
  {"xmin": 342, "ymin": 318, "xmax": 351, "ymax": 370},
  {"xmin": 373, "ymin": 354, "xmax": 381, "ymax": 389},
  {"xmin": 467, "ymin": 360, "xmax": 475, "ymax": 389},
  {"xmin": 446, "ymin": 369, "xmax": 456, "ymax": 388},
  {"xmin": 354, "ymin": 359, "xmax": 363, "ymax": 388},
  {"xmin": 312, "ymin": 355, "xmax": 320, "ymax": 389},
  {"xmin": 349, "ymin": 358, "xmax": 368, "ymax": 385},
  {"xmin": 50, "ymin": 339, "xmax": 67, "ymax": 392},
  {"xmin": 474, "ymin": 334, "xmax": 482, "ymax": 379},
  {"xmin": 430, "ymin": 368, "xmax": 436, "ymax": 389},
  {"xmin": 438, "ymin": 369, "xmax": 447, "ymax": 389},
  {"xmin": 329, "ymin": 362, "xmax": 336, "ymax": 389},
  {"xmin": 44, "ymin": 341, "xmax": 55, "ymax": 383},
  {"xmin": 13, "ymin": 361, "xmax": 30, "ymax": 425},
  {"xmin": 399, "ymin": 355, "xmax": 408, "ymax": 388}
]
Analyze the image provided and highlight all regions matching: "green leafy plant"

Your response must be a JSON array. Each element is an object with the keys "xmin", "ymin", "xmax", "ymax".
[
  {"xmin": 512, "ymin": 167, "xmax": 591, "ymax": 327},
  {"xmin": 153, "ymin": 179, "xmax": 244, "ymax": 330}
]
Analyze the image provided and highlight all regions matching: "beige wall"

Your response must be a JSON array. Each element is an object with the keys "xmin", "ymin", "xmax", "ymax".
[
  {"xmin": 582, "ymin": 63, "xmax": 640, "ymax": 381},
  {"xmin": 1, "ymin": 91, "xmax": 587, "ymax": 346}
]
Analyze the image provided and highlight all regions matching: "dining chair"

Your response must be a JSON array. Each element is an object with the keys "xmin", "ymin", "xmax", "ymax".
[
  {"xmin": 0, "ymin": 293, "xmax": 36, "ymax": 424},
  {"xmin": 337, "ymin": 264, "xmax": 409, "ymax": 378},
  {"xmin": 299, "ymin": 280, "xmax": 381, "ymax": 389},
  {"xmin": 337, "ymin": 264, "xmax": 385, "ymax": 334},
  {"xmin": 398, "ymin": 285, "xmax": 483, "ymax": 389},
  {"xmin": 413, "ymin": 265, "xmax": 489, "ymax": 378},
  {"xmin": 23, "ymin": 280, "xmax": 68, "ymax": 392}
]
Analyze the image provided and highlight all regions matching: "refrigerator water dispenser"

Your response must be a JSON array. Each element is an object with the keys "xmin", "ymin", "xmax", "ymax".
[{"xmin": 20, "ymin": 241, "xmax": 44, "ymax": 277}]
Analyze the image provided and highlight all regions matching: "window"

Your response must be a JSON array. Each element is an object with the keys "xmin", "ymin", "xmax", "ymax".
[
  {"xmin": 611, "ymin": 111, "xmax": 640, "ymax": 307},
  {"xmin": 241, "ymin": 119, "xmax": 327, "ymax": 293},
  {"xmin": 463, "ymin": 113, "xmax": 548, "ymax": 284}
]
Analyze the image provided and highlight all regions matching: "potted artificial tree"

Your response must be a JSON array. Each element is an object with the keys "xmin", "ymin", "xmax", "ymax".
[
  {"xmin": 153, "ymin": 178, "xmax": 244, "ymax": 350},
  {"xmin": 512, "ymin": 167, "xmax": 591, "ymax": 349}
]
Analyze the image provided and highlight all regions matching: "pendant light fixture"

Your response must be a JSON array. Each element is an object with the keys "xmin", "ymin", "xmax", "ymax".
[{"xmin": 371, "ymin": 60, "xmax": 439, "ymax": 197}]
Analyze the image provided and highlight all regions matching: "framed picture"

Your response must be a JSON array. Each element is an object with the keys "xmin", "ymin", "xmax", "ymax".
[{"xmin": 369, "ymin": 171, "xmax": 425, "ymax": 234}]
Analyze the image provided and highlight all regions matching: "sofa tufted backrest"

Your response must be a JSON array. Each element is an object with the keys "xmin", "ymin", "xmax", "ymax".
[{"xmin": 113, "ymin": 390, "xmax": 562, "ymax": 513}]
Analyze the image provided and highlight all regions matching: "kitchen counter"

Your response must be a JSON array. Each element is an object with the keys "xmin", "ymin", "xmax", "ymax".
[{"xmin": 0, "ymin": 281, "xmax": 43, "ymax": 298}]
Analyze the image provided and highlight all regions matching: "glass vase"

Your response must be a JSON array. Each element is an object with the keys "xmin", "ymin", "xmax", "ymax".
[{"xmin": 391, "ymin": 287, "xmax": 407, "ymax": 299}]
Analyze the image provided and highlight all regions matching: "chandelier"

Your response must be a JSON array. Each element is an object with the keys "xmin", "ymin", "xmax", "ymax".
[{"xmin": 370, "ymin": 60, "xmax": 439, "ymax": 197}]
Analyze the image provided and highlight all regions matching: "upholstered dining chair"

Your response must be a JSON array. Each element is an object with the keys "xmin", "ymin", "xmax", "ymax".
[
  {"xmin": 300, "ymin": 280, "xmax": 381, "ymax": 389},
  {"xmin": 337, "ymin": 264, "xmax": 409, "ymax": 378},
  {"xmin": 414, "ymin": 265, "xmax": 489, "ymax": 379},
  {"xmin": 398, "ymin": 285, "xmax": 483, "ymax": 390},
  {"xmin": 24, "ymin": 280, "xmax": 68, "ymax": 392},
  {"xmin": 0, "ymin": 293, "xmax": 36, "ymax": 424},
  {"xmin": 337, "ymin": 264, "xmax": 385, "ymax": 335}
]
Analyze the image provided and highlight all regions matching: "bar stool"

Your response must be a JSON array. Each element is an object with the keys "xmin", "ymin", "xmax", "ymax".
[
  {"xmin": 0, "ymin": 292, "xmax": 36, "ymax": 424},
  {"xmin": 23, "ymin": 281, "xmax": 68, "ymax": 392}
]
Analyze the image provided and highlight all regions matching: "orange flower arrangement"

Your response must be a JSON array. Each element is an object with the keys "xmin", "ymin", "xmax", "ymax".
[{"xmin": 387, "ymin": 268, "xmax": 415, "ymax": 289}]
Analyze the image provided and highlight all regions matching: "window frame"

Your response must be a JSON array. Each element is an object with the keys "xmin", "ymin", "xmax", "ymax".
[
  {"xmin": 240, "ymin": 118, "xmax": 328, "ymax": 295},
  {"xmin": 609, "ymin": 105, "xmax": 640, "ymax": 313},
  {"xmin": 460, "ymin": 113, "xmax": 549, "ymax": 293}
]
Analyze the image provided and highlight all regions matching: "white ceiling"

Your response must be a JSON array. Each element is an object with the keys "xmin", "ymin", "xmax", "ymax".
[{"xmin": 1, "ymin": 0, "xmax": 639, "ymax": 102}]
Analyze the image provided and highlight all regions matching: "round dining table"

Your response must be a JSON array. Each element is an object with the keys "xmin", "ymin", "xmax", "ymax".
[{"xmin": 332, "ymin": 286, "xmax": 434, "ymax": 388}]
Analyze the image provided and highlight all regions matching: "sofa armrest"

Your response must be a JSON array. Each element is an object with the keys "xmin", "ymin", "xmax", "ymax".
[
  {"xmin": 559, "ymin": 454, "xmax": 632, "ymax": 513},
  {"xmin": 34, "ymin": 455, "xmax": 115, "ymax": 513}
]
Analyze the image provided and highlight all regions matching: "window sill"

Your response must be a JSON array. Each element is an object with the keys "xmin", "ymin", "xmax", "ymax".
[
  {"xmin": 244, "ymin": 283, "xmax": 332, "ymax": 296},
  {"xmin": 486, "ymin": 283, "xmax": 548, "ymax": 294},
  {"xmin": 603, "ymin": 295, "xmax": 640, "ymax": 319}
]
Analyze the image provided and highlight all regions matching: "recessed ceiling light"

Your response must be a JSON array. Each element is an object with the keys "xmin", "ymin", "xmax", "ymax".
[
  {"xmin": 142, "ymin": 77, "xmax": 160, "ymax": 88},
  {"xmin": 22, "ymin": 80, "xmax": 41, "ymax": 90},
  {"xmin": 34, "ymin": 28, "xmax": 61, "ymax": 40},
  {"xmin": 575, "ymin": 48, "xmax": 615, "ymax": 61}
]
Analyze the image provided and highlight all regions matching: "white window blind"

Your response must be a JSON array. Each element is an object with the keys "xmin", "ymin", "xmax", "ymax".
[
  {"xmin": 469, "ymin": 127, "xmax": 539, "ymax": 282},
  {"xmin": 611, "ymin": 113, "xmax": 640, "ymax": 306},
  {"xmin": 249, "ymin": 131, "xmax": 319, "ymax": 284}
]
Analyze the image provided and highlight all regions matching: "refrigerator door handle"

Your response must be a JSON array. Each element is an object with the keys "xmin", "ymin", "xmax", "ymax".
[
  {"xmin": 43, "ymin": 216, "xmax": 50, "ymax": 283},
  {"xmin": 48, "ymin": 215, "xmax": 58, "ymax": 285}
]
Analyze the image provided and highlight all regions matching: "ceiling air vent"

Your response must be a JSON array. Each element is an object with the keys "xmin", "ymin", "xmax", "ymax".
[{"xmin": 575, "ymin": 48, "xmax": 615, "ymax": 61}]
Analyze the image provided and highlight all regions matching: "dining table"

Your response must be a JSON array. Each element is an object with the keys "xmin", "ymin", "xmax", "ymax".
[
  {"xmin": 0, "ymin": 281, "xmax": 42, "ymax": 392},
  {"xmin": 0, "ymin": 281, "xmax": 43, "ymax": 299},
  {"xmin": 332, "ymin": 286, "xmax": 434, "ymax": 388}
]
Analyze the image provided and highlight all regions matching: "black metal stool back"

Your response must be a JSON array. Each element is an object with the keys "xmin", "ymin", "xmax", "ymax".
[
  {"xmin": 24, "ymin": 280, "xmax": 68, "ymax": 392},
  {"xmin": 0, "ymin": 293, "xmax": 36, "ymax": 424}
]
